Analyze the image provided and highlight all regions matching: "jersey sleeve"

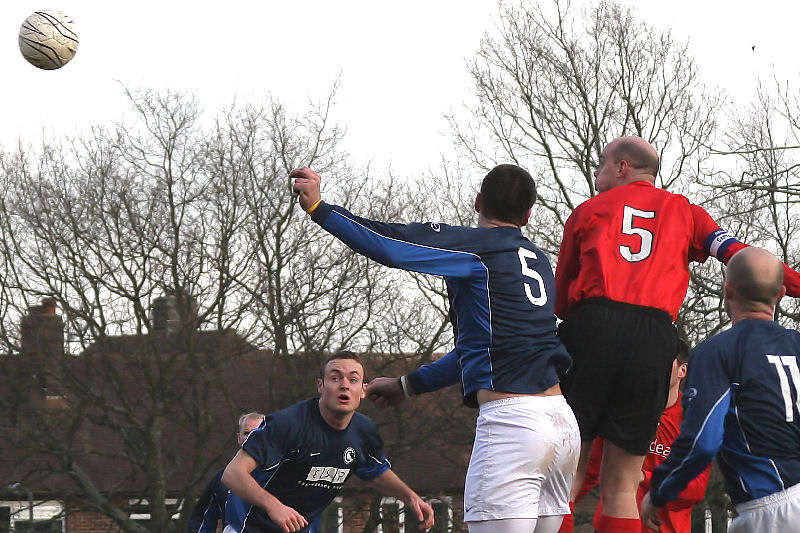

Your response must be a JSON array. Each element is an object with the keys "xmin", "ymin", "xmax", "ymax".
[
  {"xmin": 354, "ymin": 420, "xmax": 391, "ymax": 481},
  {"xmin": 310, "ymin": 202, "xmax": 482, "ymax": 279},
  {"xmin": 241, "ymin": 414, "xmax": 292, "ymax": 470},
  {"xmin": 689, "ymin": 204, "xmax": 800, "ymax": 297},
  {"xmin": 406, "ymin": 349, "xmax": 462, "ymax": 395},
  {"xmin": 665, "ymin": 464, "xmax": 711, "ymax": 511},
  {"xmin": 649, "ymin": 344, "xmax": 731, "ymax": 507},
  {"xmin": 554, "ymin": 209, "xmax": 581, "ymax": 319}
]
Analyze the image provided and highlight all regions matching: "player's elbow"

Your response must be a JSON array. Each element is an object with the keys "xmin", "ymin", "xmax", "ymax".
[{"xmin": 220, "ymin": 465, "xmax": 238, "ymax": 489}]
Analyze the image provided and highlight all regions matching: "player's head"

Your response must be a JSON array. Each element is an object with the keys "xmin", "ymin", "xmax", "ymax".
[
  {"xmin": 237, "ymin": 412, "xmax": 265, "ymax": 445},
  {"xmin": 670, "ymin": 338, "xmax": 690, "ymax": 392},
  {"xmin": 317, "ymin": 351, "xmax": 367, "ymax": 419},
  {"xmin": 724, "ymin": 247, "xmax": 786, "ymax": 317},
  {"xmin": 595, "ymin": 137, "xmax": 659, "ymax": 192},
  {"xmin": 475, "ymin": 164, "xmax": 537, "ymax": 226}
]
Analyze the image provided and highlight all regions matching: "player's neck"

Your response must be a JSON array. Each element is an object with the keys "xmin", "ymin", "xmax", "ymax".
[
  {"xmin": 729, "ymin": 303, "xmax": 776, "ymax": 324},
  {"xmin": 666, "ymin": 386, "xmax": 680, "ymax": 409},
  {"xmin": 477, "ymin": 213, "xmax": 521, "ymax": 229},
  {"xmin": 318, "ymin": 405, "xmax": 355, "ymax": 430}
]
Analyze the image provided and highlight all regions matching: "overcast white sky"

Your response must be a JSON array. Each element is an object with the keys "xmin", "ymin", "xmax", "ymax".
[{"xmin": 2, "ymin": 1, "xmax": 799, "ymax": 176}]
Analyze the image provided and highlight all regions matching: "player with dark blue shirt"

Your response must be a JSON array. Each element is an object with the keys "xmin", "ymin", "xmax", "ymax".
[
  {"xmin": 186, "ymin": 413, "xmax": 264, "ymax": 533},
  {"xmin": 292, "ymin": 165, "xmax": 580, "ymax": 533},
  {"xmin": 221, "ymin": 352, "xmax": 433, "ymax": 533},
  {"xmin": 641, "ymin": 248, "xmax": 800, "ymax": 533}
]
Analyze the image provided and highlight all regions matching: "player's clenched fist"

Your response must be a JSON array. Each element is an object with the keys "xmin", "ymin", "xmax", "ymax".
[
  {"xmin": 367, "ymin": 377, "xmax": 407, "ymax": 408},
  {"xmin": 290, "ymin": 167, "xmax": 322, "ymax": 213}
]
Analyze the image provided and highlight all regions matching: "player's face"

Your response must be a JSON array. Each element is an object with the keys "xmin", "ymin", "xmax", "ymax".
[
  {"xmin": 237, "ymin": 416, "xmax": 263, "ymax": 445},
  {"xmin": 594, "ymin": 144, "xmax": 619, "ymax": 193},
  {"xmin": 317, "ymin": 359, "xmax": 367, "ymax": 417}
]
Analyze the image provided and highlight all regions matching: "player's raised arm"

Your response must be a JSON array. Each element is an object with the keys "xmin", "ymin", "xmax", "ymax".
[{"xmin": 222, "ymin": 450, "xmax": 308, "ymax": 533}]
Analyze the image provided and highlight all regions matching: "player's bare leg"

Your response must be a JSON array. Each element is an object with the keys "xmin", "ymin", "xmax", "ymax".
[{"xmin": 599, "ymin": 441, "xmax": 644, "ymax": 517}]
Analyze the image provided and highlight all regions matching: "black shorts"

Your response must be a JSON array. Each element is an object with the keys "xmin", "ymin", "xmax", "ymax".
[{"xmin": 558, "ymin": 298, "xmax": 678, "ymax": 456}]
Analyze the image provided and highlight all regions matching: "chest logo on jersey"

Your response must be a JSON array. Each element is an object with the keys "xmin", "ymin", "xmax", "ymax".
[
  {"xmin": 306, "ymin": 466, "xmax": 350, "ymax": 484},
  {"xmin": 649, "ymin": 438, "xmax": 671, "ymax": 459},
  {"xmin": 684, "ymin": 387, "xmax": 698, "ymax": 402},
  {"xmin": 343, "ymin": 447, "xmax": 355, "ymax": 464},
  {"xmin": 429, "ymin": 222, "xmax": 441, "ymax": 232}
]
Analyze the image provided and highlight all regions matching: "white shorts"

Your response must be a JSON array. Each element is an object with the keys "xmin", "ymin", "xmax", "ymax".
[
  {"xmin": 731, "ymin": 482, "xmax": 800, "ymax": 533},
  {"xmin": 464, "ymin": 395, "xmax": 580, "ymax": 522}
]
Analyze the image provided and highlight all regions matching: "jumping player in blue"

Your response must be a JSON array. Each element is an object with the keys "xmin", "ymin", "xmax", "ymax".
[
  {"xmin": 641, "ymin": 247, "xmax": 800, "ymax": 532},
  {"xmin": 221, "ymin": 352, "xmax": 433, "ymax": 533},
  {"xmin": 291, "ymin": 165, "xmax": 580, "ymax": 533}
]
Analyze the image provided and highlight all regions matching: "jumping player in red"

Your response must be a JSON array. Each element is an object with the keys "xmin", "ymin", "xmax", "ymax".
[{"xmin": 555, "ymin": 136, "xmax": 800, "ymax": 533}]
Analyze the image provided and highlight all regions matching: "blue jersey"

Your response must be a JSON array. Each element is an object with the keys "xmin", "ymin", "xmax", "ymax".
[
  {"xmin": 186, "ymin": 468, "xmax": 227, "ymax": 533},
  {"xmin": 311, "ymin": 202, "xmax": 571, "ymax": 407},
  {"xmin": 225, "ymin": 398, "xmax": 390, "ymax": 533},
  {"xmin": 650, "ymin": 319, "xmax": 800, "ymax": 506}
]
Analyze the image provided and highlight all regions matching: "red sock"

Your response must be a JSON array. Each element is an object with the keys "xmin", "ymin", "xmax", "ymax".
[
  {"xmin": 556, "ymin": 502, "xmax": 575, "ymax": 533},
  {"xmin": 596, "ymin": 515, "xmax": 641, "ymax": 533}
]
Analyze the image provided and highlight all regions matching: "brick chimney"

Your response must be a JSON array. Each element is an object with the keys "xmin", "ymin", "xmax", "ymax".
[
  {"xmin": 151, "ymin": 294, "xmax": 198, "ymax": 335},
  {"xmin": 20, "ymin": 297, "xmax": 64, "ymax": 358}
]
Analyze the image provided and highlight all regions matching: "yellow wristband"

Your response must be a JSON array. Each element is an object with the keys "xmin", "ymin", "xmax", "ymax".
[{"xmin": 306, "ymin": 199, "xmax": 322, "ymax": 214}]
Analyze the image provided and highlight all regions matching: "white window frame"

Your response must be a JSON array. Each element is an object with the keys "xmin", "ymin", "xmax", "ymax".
[
  {"xmin": 127, "ymin": 498, "xmax": 181, "ymax": 521},
  {"xmin": 377, "ymin": 496, "xmax": 405, "ymax": 533},
  {"xmin": 320, "ymin": 496, "xmax": 344, "ymax": 533},
  {"xmin": 0, "ymin": 500, "xmax": 64, "ymax": 531}
]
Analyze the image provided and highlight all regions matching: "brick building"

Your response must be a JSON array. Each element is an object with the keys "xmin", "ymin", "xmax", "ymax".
[{"xmin": 0, "ymin": 298, "xmax": 475, "ymax": 532}]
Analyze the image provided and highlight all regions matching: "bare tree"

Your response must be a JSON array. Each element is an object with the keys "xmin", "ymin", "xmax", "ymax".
[
  {"xmin": 0, "ymin": 85, "xmax": 444, "ymax": 532},
  {"xmin": 705, "ymin": 80, "xmax": 800, "ymax": 325},
  {"xmin": 449, "ymin": 0, "xmax": 718, "ymax": 253}
]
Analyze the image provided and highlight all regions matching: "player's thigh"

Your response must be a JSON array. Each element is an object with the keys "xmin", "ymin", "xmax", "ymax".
[
  {"xmin": 537, "ymin": 401, "xmax": 581, "ymax": 517},
  {"xmin": 556, "ymin": 301, "xmax": 621, "ymax": 439},
  {"xmin": 466, "ymin": 515, "xmax": 567, "ymax": 533},
  {"xmin": 465, "ymin": 397, "xmax": 575, "ymax": 521},
  {"xmin": 604, "ymin": 313, "xmax": 676, "ymax": 455},
  {"xmin": 468, "ymin": 518, "xmax": 539, "ymax": 533}
]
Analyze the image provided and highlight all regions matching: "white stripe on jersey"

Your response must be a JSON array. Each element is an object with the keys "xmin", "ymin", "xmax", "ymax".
[{"xmin": 709, "ymin": 230, "xmax": 736, "ymax": 258}]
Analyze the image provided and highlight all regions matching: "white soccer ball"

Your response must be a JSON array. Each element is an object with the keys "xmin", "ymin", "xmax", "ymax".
[{"xmin": 18, "ymin": 10, "xmax": 79, "ymax": 70}]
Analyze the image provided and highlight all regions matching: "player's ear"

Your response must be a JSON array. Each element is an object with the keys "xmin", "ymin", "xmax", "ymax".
[
  {"xmin": 474, "ymin": 193, "xmax": 481, "ymax": 214},
  {"xmin": 678, "ymin": 362, "xmax": 687, "ymax": 380},
  {"xmin": 317, "ymin": 378, "xmax": 323, "ymax": 394},
  {"xmin": 520, "ymin": 208, "xmax": 531, "ymax": 226},
  {"xmin": 359, "ymin": 383, "xmax": 366, "ymax": 399}
]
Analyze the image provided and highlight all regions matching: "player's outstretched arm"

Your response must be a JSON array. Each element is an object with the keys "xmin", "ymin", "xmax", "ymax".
[
  {"xmin": 222, "ymin": 450, "xmax": 308, "ymax": 533},
  {"xmin": 289, "ymin": 167, "xmax": 322, "ymax": 213},
  {"xmin": 368, "ymin": 470, "xmax": 434, "ymax": 530}
]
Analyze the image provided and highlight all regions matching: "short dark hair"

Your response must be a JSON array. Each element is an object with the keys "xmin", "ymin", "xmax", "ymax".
[
  {"xmin": 676, "ymin": 338, "xmax": 690, "ymax": 365},
  {"xmin": 479, "ymin": 164, "xmax": 537, "ymax": 225},
  {"xmin": 319, "ymin": 351, "xmax": 366, "ymax": 380}
]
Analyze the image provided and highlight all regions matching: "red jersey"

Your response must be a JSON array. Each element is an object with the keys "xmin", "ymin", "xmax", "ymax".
[
  {"xmin": 555, "ymin": 181, "xmax": 800, "ymax": 320},
  {"xmin": 637, "ymin": 392, "xmax": 710, "ymax": 533}
]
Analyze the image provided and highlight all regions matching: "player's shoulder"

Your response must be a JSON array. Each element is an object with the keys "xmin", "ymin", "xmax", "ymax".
[
  {"xmin": 349, "ymin": 410, "xmax": 380, "ymax": 432},
  {"xmin": 268, "ymin": 398, "xmax": 316, "ymax": 427}
]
